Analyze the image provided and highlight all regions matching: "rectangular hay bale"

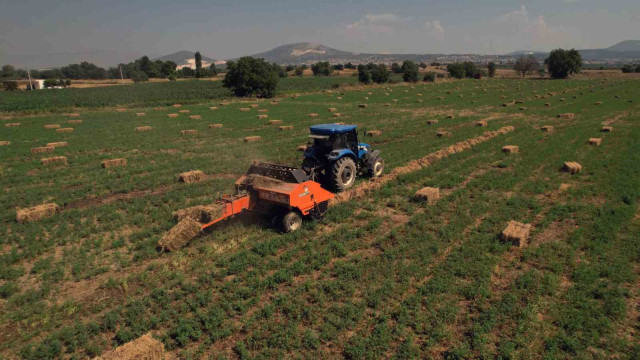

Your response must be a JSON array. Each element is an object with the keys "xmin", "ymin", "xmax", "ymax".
[
  {"xmin": 179, "ymin": 170, "xmax": 205, "ymax": 183},
  {"xmin": 501, "ymin": 221, "xmax": 532, "ymax": 247},
  {"xmin": 181, "ymin": 130, "xmax": 198, "ymax": 135},
  {"xmin": 502, "ymin": 145, "xmax": 519, "ymax": 153},
  {"xmin": 41, "ymin": 156, "xmax": 67, "ymax": 165},
  {"xmin": 56, "ymin": 128, "xmax": 74, "ymax": 133},
  {"xmin": 136, "ymin": 126, "xmax": 152, "ymax": 132},
  {"xmin": 563, "ymin": 161, "xmax": 582, "ymax": 174},
  {"xmin": 16, "ymin": 203, "xmax": 59, "ymax": 223},
  {"xmin": 189, "ymin": 115, "xmax": 202, "ymax": 120},
  {"xmin": 366, "ymin": 130, "xmax": 382, "ymax": 137},
  {"xmin": 44, "ymin": 124, "xmax": 60, "ymax": 129},
  {"xmin": 208, "ymin": 123, "xmax": 223, "ymax": 128},
  {"xmin": 47, "ymin": 142, "xmax": 68, "ymax": 148},
  {"xmin": 102, "ymin": 158, "xmax": 127, "ymax": 168},
  {"xmin": 244, "ymin": 136, "xmax": 261, "ymax": 143},
  {"xmin": 67, "ymin": 119, "xmax": 83, "ymax": 124},
  {"xmin": 557, "ymin": 113, "xmax": 575, "ymax": 119},
  {"xmin": 601, "ymin": 126, "xmax": 613, "ymax": 133},
  {"xmin": 279, "ymin": 125, "xmax": 294, "ymax": 131},
  {"xmin": 588, "ymin": 138, "xmax": 602, "ymax": 146},
  {"xmin": 31, "ymin": 146, "xmax": 54, "ymax": 154}
]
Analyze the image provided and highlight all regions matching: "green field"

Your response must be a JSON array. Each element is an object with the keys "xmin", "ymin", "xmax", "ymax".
[{"xmin": 1, "ymin": 77, "xmax": 639, "ymax": 359}]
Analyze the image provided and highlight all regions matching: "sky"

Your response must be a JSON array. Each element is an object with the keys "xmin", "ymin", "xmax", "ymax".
[{"xmin": 1, "ymin": 0, "xmax": 638, "ymax": 68}]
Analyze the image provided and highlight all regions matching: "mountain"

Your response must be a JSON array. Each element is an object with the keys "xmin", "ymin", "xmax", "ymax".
[
  {"xmin": 606, "ymin": 40, "xmax": 640, "ymax": 52},
  {"xmin": 154, "ymin": 51, "xmax": 217, "ymax": 69}
]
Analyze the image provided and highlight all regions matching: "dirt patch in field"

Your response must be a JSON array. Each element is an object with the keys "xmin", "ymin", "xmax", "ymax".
[{"xmin": 534, "ymin": 219, "xmax": 578, "ymax": 244}]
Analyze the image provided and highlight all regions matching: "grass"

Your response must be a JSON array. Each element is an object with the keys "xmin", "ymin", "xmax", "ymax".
[{"xmin": 0, "ymin": 75, "xmax": 639, "ymax": 359}]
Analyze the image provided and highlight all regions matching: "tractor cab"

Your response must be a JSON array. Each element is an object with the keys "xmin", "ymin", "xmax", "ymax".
[{"xmin": 302, "ymin": 124, "xmax": 383, "ymax": 191}]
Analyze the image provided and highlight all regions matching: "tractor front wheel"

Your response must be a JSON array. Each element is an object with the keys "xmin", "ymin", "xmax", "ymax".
[
  {"xmin": 281, "ymin": 211, "xmax": 303, "ymax": 233},
  {"xmin": 367, "ymin": 157, "xmax": 385, "ymax": 178},
  {"xmin": 331, "ymin": 157, "xmax": 357, "ymax": 191}
]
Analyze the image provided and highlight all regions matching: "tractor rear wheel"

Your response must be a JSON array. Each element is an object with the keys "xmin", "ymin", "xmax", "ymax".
[
  {"xmin": 330, "ymin": 157, "xmax": 357, "ymax": 191},
  {"xmin": 281, "ymin": 211, "xmax": 303, "ymax": 233}
]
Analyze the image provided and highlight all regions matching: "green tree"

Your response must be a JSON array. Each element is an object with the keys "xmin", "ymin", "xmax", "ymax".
[
  {"xmin": 130, "ymin": 71, "xmax": 149, "ymax": 83},
  {"xmin": 209, "ymin": 64, "xmax": 218, "ymax": 76},
  {"xmin": 513, "ymin": 55, "xmax": 539, "ymax": 78},
  {"xmin": 419, "ymin": 62, "xmax": 427, "ymax": 69},
  {"xmin": 311, "ymin": 62, "xmax": 332, "ymax": 76},
  {"xmin": 294, "ymin": 67, "xmax": 304, "ymax": 76},
  {"xmin": 357, "ymin": 65, "xmax": 371, "ymax": 84},
  {"xmin": 344, "ymin": 62, "xmax": 356, "ymax": 69},
  {"xmin": 222, "ymin": 57, "xmax": 279, "ymax": 98},
  {"xmin": 423, "ymin": 72, "xmax": 436, "ymax": 82},
  {"xmin": 544, "ymin": 49, "xmax": 582, "ymax": 79},
  {"xmin": 180, "ymin": 67, "xmax": 195, "ymax": 77},
  {"xmin": 391, "ymin": 63, "xmax": 402, "ymax": 74},
  {"xmin": 370, "ymin": 64, "xmax": 390, "ymax": 84},
  {"xmin": 447, "ymin": 63, "xmax": 466, "ymax": 79},
  {"xmin": 1, "ymin": 65, "xmax": 16, "ymax": 78},
  {"xmin": 285, "ymin": 65, "xmax": 295, "ymax": 72},
  {"xmin": 273, "ymin": 63, "xmax": 287, "ymax": 78},
  {"xmin": 195, "ymin": 51, "xmax": 203, "ymax": 78},
  {"xmin": 401, "ymin": 61, "xmax": 419, "ymax": 82},
  {"xmin": 487, "ymin": 62, "xmax": 496, "ymax": 78},
  {"xmin": 1, "ymin": 80, "xmax": 18, "ymax": 91}
]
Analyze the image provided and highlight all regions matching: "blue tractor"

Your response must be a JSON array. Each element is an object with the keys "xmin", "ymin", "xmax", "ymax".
[{"xmin": 302, "ymin": 124, "xmax": 384, "ymax": 191}]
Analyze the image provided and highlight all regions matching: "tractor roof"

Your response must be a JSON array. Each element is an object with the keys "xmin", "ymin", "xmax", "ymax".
[{"xmin": 309, "ymin": 124, "xmax": 357, "ymax": 135}]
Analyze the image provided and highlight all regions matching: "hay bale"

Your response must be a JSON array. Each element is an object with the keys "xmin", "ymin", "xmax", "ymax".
[
  {"xmin": 515, "ymin": 100, "xmax": 525, "ymax": 104},
  {"xmin": 601, "ymin": 126, "xmax": 613, "ymax": 133},
  {"xmin": 173, "ymin": 204, "xmax": 225, "ymax": 223},
  {"xmin": 209, "ymin": 106, "xmax": 218, "ymax": 110},
  {"xmin": 332, "ymin": 113, "xmax": 342, "ymax": 117},
  {"xmin": 502, "ymin": 145, "xmax": 519, "ymax": 153},
  {"xmin": 67, "ymin": 113, "xmax": 80, "ymax": 117},
  {"xmin": 446, "ymin": 115, "xmax": 455, "ymax": 119},
  {"xmin": 239, "ymin": 107, "xmax": 251, "ymax": 112},
  {"xmin": 31, "ymin": 146, "xmax": 54, "ymax": 154},
  {"xmin": 308, "ymin": 113, "xmax": 319, "ymax": 118},
  {"xmin": 0, "ymin": 141, "xmax": 10, "ymax": 146},
  {"xmin": 366, "ymin": 130, "xmax": 382, "ymax": 137},
  {"xmin": 417, "ymin": 100, "xmax": 423, "ymax": 103},
  {"xmin": 271, "ymin": 100, "xmax": 279, "ymax": 105},
  {"xmin": 519, "ymin": 107, "xmax": 527, "ymax": 111},
  {"xmin": 358, "ymin": 104, "xmax": 368, "ymax": 108},
  {"xmin": 208, "ymin": 123, "xmax": 223, "ymax": 128},
  {"xmin": 93, "ymin": 333, "xmax": 165, "ymax": 360},
  {"xmin": 189, "ymin": 115, "xmax": 202, "ymax": 120},
  {"xmin": 178, "ymin": 110, "xmax": 190, "ymax": 114},
  {"xmin": 47, "ymin": 142, "xmax": 67, "ymax": 148},
  {"xmin": 167, "ymin": 113, "xmax": 179, "ymax": 118},
  {"xmin": 437, "ymin": 131, "xmax": 451, "ymax": 137},
  {"xmin": 328, "ymin": 107, "xmax": 338, "ymax": 112},
  {"xmin": 594, "ymin": 101, "xmax": 603, "ymax": 105},
  {"xmin": 557, "ymin": 113, "xmax": 575, "ymax": 119},
  {"xmin": 268, "ymin": 119, "xmax": 282, "ymax": 125},
  {"xmin": 172, "ymin": 104, "xmax": 182, "ymax": 108},
  {"xmin": 279, "ymin": 125, "xmax": 294, "ymax": 131},
  {"xmin": 181, "ymin": 130, "xmax": 198, "ymax": 135},
  {"xmin": 5, "ymin": 123, "xmax": 20, "ymax": 127},
  {"xmin": 116, "ymin": 108, "xmax": 127, "ymax": 112},
  {"xmin": 250, "ymin": 104, "xmax": 259, "ymax": 108},
  {"xmin": 501, "ymin": 221, "xmax": 532, "ymax": 247},
  {"xmin": 544, "ymin": 103, "xmax": 551, "ymax": 107},
  {"xmin": 297, "ymin": 145, "xmax": 307, "ymax": 152},
  {"xmin": 135, "ymin": 112, "xmax": 146, "ymax": 116},
  {"xmin": 258, "ymin": 109, "xmax": 268, "ymax": 113},
  {"xmin": 41, "ymin": 156, "xmax": 67, "ymax": 165},
  {"xmin": 414, "ymin": 187, "xmax": 440, "ymax": 205},
  {"xmin": 16, "ymin": 203, "xmax": 59, "ymax": 223},
  {"xmin": 244, "ymin": 136, "xmax": 261, "ymax": 143},
  {"xmin": 588, "ymin": 138, "xmax": 602, "ymax": 146},
  {"xmin": 475, "ymin": 121, "xmax": 488, "ymax": 127},
  {"xmin": 153, "ymin": 107, "xmax": 165, "ymax": 111},
  {"xmin": 136, "ymin": 126, "xmax": 152, "ymax": 132},
  {"xmin": 102, "ymin": 158, "xmax": 127, "ymax": 168},
  {"xmin": 562, "ymin": 161, "xmax": 582, "ymax": 174},
  {"xmin": 392, "ymin": 99, "xmax": 398, "ymax": 102},
  {"xmin": 559, "ymin": 98, "xmax": 566, "ymax": 102},
  {"xmin": 336, "ymin": 97, "xmax": 343, "ymax": 100},
  {"xmin": 179, "ymin": 170, "xmax": 205, "ymax": 183},
  {"xmin": 427, "ymin": 119, "xmax": 439, "ymax": 125},
  {"xmin": 257, "ymin": 114, "xmax": 269, "ymax": 120},
  {"xmin": 158, "ymin": 218, "xmax": 202, "ymax": 252},
  {"xmin": 44, "ymin": 124, "xmax": 60, "ymax": 129},
  {"xmin": 541, "ymin": 125, "xmax": 554, "ymax": 133},
  {"xmin": 67, "ymin": 119, "xmax": 83, "ymax": 124},
  {"xmin": 56, "ymin": 128, "xmax": 74, "ymax": 133}
]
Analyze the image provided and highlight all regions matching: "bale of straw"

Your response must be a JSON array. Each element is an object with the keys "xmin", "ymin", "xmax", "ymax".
[
  {"xmin": 250, "ymin": 104, "xmax": 259, "ymax": 108},
  {"xmin": 588, "ymin": 138, "xmax": 602, "ymax": 146},
  {"xmin": 172, "ymin": 104, "xmax": 182, "ymax": 108},
  {"xmin": 67, "ymin": 120, "xmax": 83, "ymax": 124},
  {"xmin": 358, "ymin": 104, "xmax": 368, "ymax": 108},
  {"xmin": 257, "ymin": 114, "xmax": 269, "ymax": 120},
  {"xmin": 167, "ymin": 113, "xmax": 179, "ymax": 118},
  {"xmin": 557, "ymin": 113, "xmax": 575, "ymax": 119},
  {"xmin": 244, "ymin": 136, "xmax": 261, "ymax": 143},
  {"xmin": 47, "ymin": 142, "xmax": 67, "ymax": 148},
  {"xmin": 209, "ymin": 106, "xmax": 218, "ymax": 110},
  {"xmin": 239, "ymin": 108, "xmax": 251, "ymax": 112},
  {"xmin": 136, "ymin": 126, "xmax": 152, "ymax": 132},
  {"xmin": 515, "ymin": 100, "xmax": 525, "ymax": 104},
  {"xmin": 384, "ymin": 103, "xmax": 391, "ymax": 107},
  {"xmin": 437, "ymin": 131, "xmax": 451, "ymax": 137},
  {"xmin": 258, "ymin": 109, "xmax": 268, "ymax": 113},
  {"xmin": 67, "ymin": 113, "xmax": 80, "ymax": 117},
  {"xmin": 153, "ymin": 107, "xmax": 165, "ymax": 111},
  {"xmin": 502, "ymin": 145, "xmax": 519, "ymax": 153},
  {"xmin": 116, "ymin": 108, "xmax": 127, "ymax": 112},
  {"xmin": 308, "ymin": 113, "xmax": 319, "ymax": 118},
  {"xmin": 44, "ymin": 124, "xmax": 60, "ymax": 129},
  {"xmin": 297, "ymin": 145, "xmax": 307, "ymax": 152},
  {"xmin": 414, "ymin": 187, "xmax": 440, "ymax": 205},
  {"xmin": 102, "ymin": 158, "xmax": 127, "ymax": 168},
  {"xmin": 366, "ymin": 130, "xmax": 382, "ymax": 137},
  {"xmin": 559, "ymin": 98, "xmax": 566, "ymax": 102},
  {"xmin": 501, "ymin": 221, "xmax": 532, "ymax": 247},
  {"xmin": 364, "ymin": 97, "xmax": 369, "ymax": 100},
  {"xmin": 173, "ymin": 204, "xmax": 225, "ymax": 223},
  {"xmin": 601, "ymin": 126, "xmax": 613, "ymax": 133},
  {"xmin": 427, "ymin": 120, "xmax": 439, "ymax": 125},
  {"xmin": 336, "ymin": 97, "xmax": 342, "ymax": 100},
  {"xmin": 56, "ymin": 128, "xmax": 74, "ymax": 133},
  {"xmin": 189, "ymin": 115, "xmax": 202, "ymax": 120},
  {"xmin": 5, "ymin": 123, "xmax": 20, "ymax": 127},
  {"xmin": 179, "ymin": 170, "xmax": 205, "ymax": 183},
  {"xmin": 158, "ymin": 218, "xmax": 201, "ymax": 252},
  {"xmin": 208, "ymin": 123, "xmax": 223, "ymax": 128},
  {"xmin": 417, "ymin": 100, "xmax": 423, "ymax": 103},
  {"xmin": 41, "ymin": 156, "xmax": 67, "ymax": 165},
  {"xmin": 541, "ymin": 126, "xmax": 554, "ymax": 133},
  {"xmin": 268, "ymin": 119, "xmax": 282, "ymax": 125},
  {"xmin": 181, "ymin": 130, "xmax": 198, "ymax": 135},
  {"xmin": 271, "ymin": 101, "xmax": 279, "ymax": 105},
  {"xmin": 544, "ymin": 103, "xmax": 551, "ymax": 107},
  {"xmin": 594, "ymin": 101, "xmax": 603, "ymax": 105},
  {"xmin": 392, "ymin": 99, "xmax": 398, "ymax": 102},
  {"xmin": 220, "ymin": 102, "xmax": 230, "ymax": 106},
  {"xmin": 0, "ymin": 141, "xmax": 10, "ymax": 146},
  {"xmin": 328, "ymin": 107, "xmax": 338, "ymax": 113},
  {"xmin": 135, "ymin": 112, "xmax": 146, "ymax": 116},
  {"xmin": 562, "ymin": 162, "xmax": 582, "ymax": 174},
  {"xmin": 519, "ymin": 107, "xmax": 527, "ymax": 110},
  {"xmin": 93, "ymin": 333, "xmax": 165, "ymax": 360},
  {"xmin": 332, "ymin": 113, "xmax": 342, "ymax": 117},
  {"xmin": 446, "ymin": 115, "xmax": 455, "ymax": 119},
  {"xmin": 31, "ymin": 146, "xmax": 54, "ymax": 154},
  {"xmin": 178, "ymin": 110, "xmax": 190, "ymax": 114},
  {"xmin": 475, "ymin": 121, "xmax": 488, "ymax": 127},
  {"xmin": 16, "ymin": 203, "xmax": 59, "ymax": 223},
  {"xmin": 279, "ymin": 125, "xmax": 294, "ymax": 131}
]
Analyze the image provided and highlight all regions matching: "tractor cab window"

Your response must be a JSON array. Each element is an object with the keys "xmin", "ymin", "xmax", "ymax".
[{"xmin": 345, "ymin": 131, "xmax": 358, "ymax": 151}]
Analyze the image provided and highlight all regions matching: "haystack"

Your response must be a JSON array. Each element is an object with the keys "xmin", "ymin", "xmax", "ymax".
[
  {"xmin": 179, "ymin": 170, "xmax": 205, "ymax": 183},
  {"xmin": 244, "ymin": 136, "xmax": 261, "ymax": 143},
  {"xmin": 557, "ymin": 113, "xmax": 575, "ymax": 119},
  {"xmin": 427, "ymin": 119, "xmax": 439, "ymax": 125},
  {"xmin": 44, "ymin": 124, "xmax": 60, "ymax": 129},
  {"xmin": 257, "ymin": 115, "xmax": 269, "ymax": 120},
  {"xmin": 501, "ymin": 221, "xmax": 532, "ymax": 247},
  {"xmin": 16, "ymin": 203, "xmax": 59, "ymax": 223},
  {"xmin": 47, "ymin": 142, "xmax": 67, "ymax": 148},
  {"xmin": 333, "ymin": 113, "xmax": 342, "ymax": 117},
  {"xmin": 93, "ymin": 333, "xmax": 165, "ymax": 360},
  {"xmin": 0, "ymin": 141, "xmax": 10, "ymax": 146},
  {"xmin": 250, "ymin": 104, "xmax": 259, "ymax": 108},
  {"xmin": 308, "ymin": 113, "xmax": 319, "ymax": 118},
  {"xmin": 210, "ymin": 106, "xmax": 218, "ymax": 110},
  {"xmin": 208, "ymin": 123, "xmax": 223, "ymax": 128},
  {"xmin": 541, "ymin": 126, "xmax": 554, "ymax": 133},
  {"xmin": 181, "ymin": 130, "xmax": 198, "ymax": 135},
  {"xmin": 31, "ymin": 146, "xmax": 54, "ymax": 154},
  {"xmin": 328, "ymin": 107, "xmax": 338, "ymax": 112},
  {"xmin": 102, "ymin": 158, "xmax": 127, "ymax": 168},
  {"xmin": 135, "ymin": 112, "xmax": 146, "ymax": 117},
  {"xmin": 5, "ymin": 123, "xmax": 20, "ymax": 127},
  {"xmin": 172, "ymin": 104, "xmax": 182, "ymax": 108},
  {"xmin": 601, "ymin": 126, "xmax": 613, "ymax": 133},
  {"xmin": 167, "ymin": 114, "xmax": 179, "ymax": 118},
  {"xmin": 268, "ymin": 119, "xmax": 282, "ymax": 125},
  {"xmin": 136, "ymin": 126, "xmax": 152, "ymax": 132},
  {"xmin": 446, "ymin": 115, "xmax": 454, "ymax": 119},
  {"xmin": 56, "ymin": 128, "xmax": 74, "ymax": 133},
  {"xmin": 588, "ymin": 138, "xmax": 602, "ymax": 146},
  {"xmin": 366, "ymin": 130, "xmax": 382, "ymax": 137},
  {"xmin": 178, "ymin": 110, "xmax": 190, "ymax": 114},
  {"xmin": 358, "ymin": 104, "xmax": 368, "ymax": 108},
  {"xmin": 41, "ymin": 156, "xmax": 67, "ymax": 165},
  {"xmin": 189, "ymin": 115, "xmax": 202, "ymax": 120},
  {"xmin": 594, "ymin": 101, "xmax": 603, "ymax": 105},
  {"xmin": 475, "ymin": 121, "xmax": 488, "ymax": 127},
  {"xmin": 67, "ymin": 120, "xmax": 83, "ymax": 124},
  {"xmin": 279, "ymin": 125, "xmax": 294, "ymax": 131},
  {"xmin": 437, "ymin": 131, "xmax": 452, "ymax": 137},
  {"xmin": 239, "ymin": 108, "xmax": 251, "ymax": 112},
  {"xmin": 502, "ymin": 145, "xmax": 519, "ymax": 153},
  {"xmin": 544, "ymin": 103, "xmax": 551, "ymax": 107},
  {"xmin": 414, "ymin": 187, "xmax": 440, "ymax": 205},
  {"xmin": 562, "ymin": 162, "xmax": 582, "ymax": 174},
  {"xmin": 258, "ymin": 109, "xmax": 268, "ymax": 113}
]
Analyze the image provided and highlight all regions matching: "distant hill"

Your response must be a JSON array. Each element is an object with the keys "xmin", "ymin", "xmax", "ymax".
[
  {"xmin": 154, "ymin": 51, "xmax": 217, "ymax": 69},
  {"xmin": 606, "ymin": 40, "xmax": 640, "ymax": 52},
  {"xmin": 504, "ymin": 41, "xmax": 640, "ymax": 61}
]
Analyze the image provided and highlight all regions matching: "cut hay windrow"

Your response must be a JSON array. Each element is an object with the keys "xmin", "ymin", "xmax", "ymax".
[
  {"xmin": 47, "ymin": 142, "xmax": 67, "ymax": 148},
  {"xmin": 0, "ymin": 141, "xmax": 10, "ymax": 146},
  {"xmin": 502, "ymin": 145, "xmax": 519, "ymax": 153},
  {"xmin": 67, "ymin": 119, "xmax": 83, "ymax": 124},
  {"xmin": 181, "ymin": 130, "xmax": 198, "ymax": 135},
  {"xmin": 31, "ymin": 146, "xmax": 54, "ymax": 154},
  {"xmin": 588, "ymin": 138, "xmax": 602, "ymax": 146},
  {"xmin": 41, "ymin": 156, "xmax": 67, "ymax": 165},
  {"xmin": 563, "ymin": 161, "xmax": 582, "ymax": 174},
  {"xmin": 101, "ymin": 158, "xmax": 127, "ymax": 168},
  {"xmin": 501, "ymin": 221, "xmax": 532, "ymax": 247},
  {"xmin": 167, "ymin": 113, "xmax": 179, "ymax": 118},
  {"xmin": 333, "ymin": 126, "xmax": 515, "ymax": 204},
  {"xmin": 244, "ymin": 136, "xmax": 261, "ymax": 143},
  {"xmin": 135, "ymin": 126, "xmax": 152, "ymax": 132},
  {"xmin": 179, "ymin": 170, "xmax": 205, "ymax": 183},
  {"xmin": 44, "ymin": 124, "xmax": 60, "ymax": 129},
  {"xmin": 208, "ymin": 123, "xmax": 223, "ymax": 128},
  {"xmin": 366, "ymin": 130, "xmax": 382, "ymax": 137},
  {"xmin": 189, "ymin": 115, "xmax": 202, "ymax": 120},
  {"xmin": 56, "ymin": 128, "xmax": 74, "ymax": 133},
  {"xmin": 93, "ymin": 333, "xmax": 165, "ymax": 360},
  {"xmin": 5, "ymin": 123, "xmax": 20, "ymax": 127},
  {"xmin": 414, "ymin": 187, "xmax": 440, "ymax": 205},
  {"xmin": 16, "ymin": 203, "xmax": 59, "ymax": 223},
  {"xmin": 279, "ymin": 125, "xmax": 294, "ymax": 131}
]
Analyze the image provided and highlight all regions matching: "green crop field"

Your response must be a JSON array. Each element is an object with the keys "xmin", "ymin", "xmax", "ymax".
[{"xmin": 0, "ymin": 76, "xmax": 639, "ymax": 359}]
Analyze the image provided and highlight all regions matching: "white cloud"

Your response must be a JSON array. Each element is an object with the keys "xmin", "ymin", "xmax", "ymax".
[
  {"xmin": 425, "ymin": 20, "xmax": 444, "ymax": 41},
  {"xmin": 346, "ymin": 13, "xmax": 407, "ymax": 34}
]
